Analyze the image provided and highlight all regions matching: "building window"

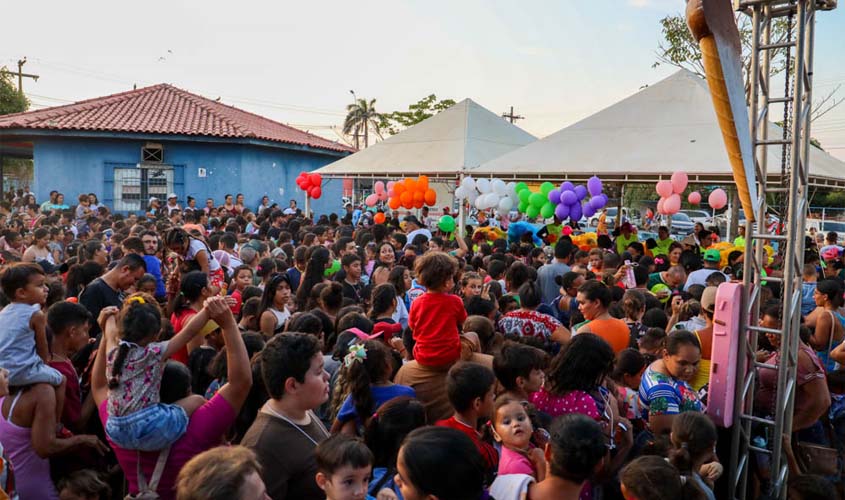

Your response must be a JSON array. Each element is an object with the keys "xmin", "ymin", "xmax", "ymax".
[
  {"xmin": 142, "ymin": 143, "xmax": 164, "ymax": 163},
  {"xmin": 113, "ymin": 165, "xmax": 173, "ymax": 212}
]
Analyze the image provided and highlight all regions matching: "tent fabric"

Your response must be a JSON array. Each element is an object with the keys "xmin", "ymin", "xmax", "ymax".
[
  {"xmin": 474, "ymin": 69, "xmax": 845, "ymax": 188},
  {"xmin": 312, "ymin": 99, "xmax": 536, "ymax": 178}
]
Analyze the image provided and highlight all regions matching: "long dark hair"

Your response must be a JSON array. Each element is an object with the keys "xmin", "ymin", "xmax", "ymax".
[
  {"xmin": 78, "ymin": 240, "xmax": 104, "ymax": 263},
  {"xmin": 259, "ymin": 273, "xmax": 291, "ymax": 318},
  {"xmin": 364, "ymin": 396, "xmax": 426, "ymax": 469},
  {"xmin": 369, "ymin": 283, "xmax": 397, "ymax": 320},
  {"xmin": 668, "ymin": 411, "xmax": 717, "ymax": 476},
  {"xmin": 546, "ymin": 333, "xmax": 614, "ymax": 394},
  {"xmin": 346, "ymin": 340, "xmax": 392, "ymax": 425},
  {"xmin": 387, "ymin": 265, "xmax": 409, "ymax": 296},
  {"xmin": 399, "ymin": 427, "xmax": 486, "ymax": 500},
  {"xmin": 295, "ymin": 246, "xmax": 330, "ymax": 310},
  {"xmin": 108, "ymin": 293, "xmax": 162, "ymax": 390},
  {"xmin": 170, "ymin": 271, "xmax": 208, "ymax": 316}
]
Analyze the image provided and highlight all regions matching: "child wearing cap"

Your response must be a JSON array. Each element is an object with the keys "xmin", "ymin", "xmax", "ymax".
[{"xmin": 683, "ymin": 249, "xmax": 727, "ymax": 291}]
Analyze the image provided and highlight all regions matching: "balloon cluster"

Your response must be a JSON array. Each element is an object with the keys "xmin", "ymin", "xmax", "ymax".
[
  {"xmin": 518, "ymin": 176, "xmax": 607, "ymax": 222},
  {"xmin": 655, "ymin": 171, "xmax": 728, "ymax": 214},
  {"xmin": 296, "ymin": 172, "xmax": 322, "ymax": 199},
  {"xmin": 365, "ymin": 181, "xmax": 394, "ymax": 207},
  {"xmin": 387, "ymin": 176, "xmax": 437, "ymax": 210},
  {"xmin": 454, "ymin": 177, "xmax": 518, "ymax": 212}
]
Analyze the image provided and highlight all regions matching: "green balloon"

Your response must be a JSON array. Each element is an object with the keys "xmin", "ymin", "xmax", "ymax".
[
  {"xmin": 540, "ymin": 182, "xmax": 554, "ymax": 195},
  {"xmin": 438, "ymin": 215, "xmax": 456, "ymax": 233},
  {"xmin": 529, "ymin": 192, "xmax": 546, "ymax": 208},
  {"xmin": 518, "ymin": 201, "xmax": 529, "ymax": 213},
  {"xmin": 540, "ymin": 202, "xmax": 555, "ymax": 219},
  {"xmin": 526, "ymin": 205, "xmax": 540, "ymax": 218},
  {"xmin": 518, "ymin": 189, "xmax": 531, "ymax": 204},
  {"xmin": 515, "ymin": 182, "xmax": 528, "ymax": 193},
  {"xmin": 324, "ymin": 259, "xmax": 341, "ymax": 277}
]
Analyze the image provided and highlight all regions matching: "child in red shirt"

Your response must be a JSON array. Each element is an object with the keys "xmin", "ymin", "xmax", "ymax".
[{"xmin": 409, "ymin": 252, "xmax": 467, "ymax": 367}]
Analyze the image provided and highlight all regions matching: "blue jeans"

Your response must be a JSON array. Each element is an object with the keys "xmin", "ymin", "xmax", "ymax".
[{"xmin": 106, "ymin": 403, "xmax": 188, "ymax": 451}]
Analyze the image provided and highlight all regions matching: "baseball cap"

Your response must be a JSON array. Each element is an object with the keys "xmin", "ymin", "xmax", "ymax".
[
  {"xmin": 701, "ymin": 286, "xmax": 718, "ymax": 313},
  {"xmin": 36, "ymin": 259, "xmax": 59, "ymax": 275},
  {"xmin": 168, "ymin": 193, "xmax": 177, "ymax": 200},
  {"xmin": 148, "ymin": 196, "xmax": 159, "ymax": 204},
  {"xmin": 822, "ymin": 247, "xmax": 841, "ymax": 261},
  {"xmin": 703, "ymin": 249, "xmax": 722, "ymax": 263}
]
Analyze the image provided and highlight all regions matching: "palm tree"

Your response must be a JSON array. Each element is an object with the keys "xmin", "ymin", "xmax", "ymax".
[{"xmin": 343, "ymin": 98, "xmax": 383, "ymax": 149}]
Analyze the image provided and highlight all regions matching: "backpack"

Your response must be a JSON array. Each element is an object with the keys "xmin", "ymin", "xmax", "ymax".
[{"xmin": 125, "ymin": 446, "xmax": 171, "ymax": 500}]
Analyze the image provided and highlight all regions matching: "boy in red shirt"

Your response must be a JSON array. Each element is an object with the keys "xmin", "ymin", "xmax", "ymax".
[{"xmin": 408, "ymin": 252, "xmax": 467, "ymax": 367}]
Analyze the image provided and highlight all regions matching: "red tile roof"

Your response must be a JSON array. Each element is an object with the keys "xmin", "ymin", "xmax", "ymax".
[{"xmin": 0, "ymin": 84, "xmax": 355, "ymax": 153}]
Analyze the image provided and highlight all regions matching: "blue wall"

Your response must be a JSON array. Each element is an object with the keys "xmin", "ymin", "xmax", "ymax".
[{"xmin": 33, "ymin": 136, "xmax": 346, "ymax": 216}]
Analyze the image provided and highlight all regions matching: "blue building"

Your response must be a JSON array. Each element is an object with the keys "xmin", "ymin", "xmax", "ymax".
[{"xmin": 0, "ymin": 84, "xmax": 354, "ymax": 215}]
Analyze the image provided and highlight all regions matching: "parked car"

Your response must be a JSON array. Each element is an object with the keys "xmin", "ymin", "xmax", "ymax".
[
  {"xmin": 680, "ymin": 209, "xmax": 713, "ymax": 226},
  {"xmin": 587, "ymin": 208, "xmax": 640, "ymax": 229},
  {"xmin": 820, "ymin": 221, "xmax": 845, "ymax": 243},
  {"xmin": 657, "ymin": 213, "xmax": 695, "ymax": 235}
]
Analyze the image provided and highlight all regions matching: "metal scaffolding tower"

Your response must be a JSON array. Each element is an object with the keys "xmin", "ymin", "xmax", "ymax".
[{"xmin": 729, "ymin": 0, "xmax": 836, "ymax": 498}]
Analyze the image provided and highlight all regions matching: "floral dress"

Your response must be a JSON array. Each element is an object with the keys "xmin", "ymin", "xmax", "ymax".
[{"xmin": 638, "ymin": 364, "xmax": 703, "ymax": 419}]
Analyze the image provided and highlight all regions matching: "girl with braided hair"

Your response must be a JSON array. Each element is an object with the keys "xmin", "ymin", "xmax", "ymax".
[{"xmin": 101, "ymin": 292, "xmax": 228, "ymax": 451}]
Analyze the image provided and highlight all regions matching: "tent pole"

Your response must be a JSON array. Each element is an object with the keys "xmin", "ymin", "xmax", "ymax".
[
  {"xmin": 305, "ymin": 195, "xmax": 311, "ymax": 221},
  {"xmin": 458, "ymin": 174, "xmax": 466, "ymax": 239},
  {"xmin": 616, "ymin": 183, "xmax": 625, "ymax": 229}
]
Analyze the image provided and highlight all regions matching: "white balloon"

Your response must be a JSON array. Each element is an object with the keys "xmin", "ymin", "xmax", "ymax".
[
  {"xmin": 475, "ymin": 195, "xmax": 486, "ymax": 210},
  {"xmin": 476, "ymin": 178, "xmax": 491, "ymax": 194},
  {"xmin": 498, "ymin": 196, "xmax": 513, "ymax": 212},
  {"xmin": 455, "ymin": 186, "xmax": 468, "ymax": 200},
  {"xmin": 467, "ymin": 190, "xmax": 478, "ymax": 204},
  {"xmin": 506, "ymin": 182, "xmax": 517, "ymax": 197},
  {"xmin": 488, "ymin": 193, "xmax": 500, "ymax": 206},
  {"xmin": 492, "ymin": 179, "xmax": 507, "ymax": 195},
  {"xmin": 461, "ymin": 177, "xmax": 476, "ymax": 191}
]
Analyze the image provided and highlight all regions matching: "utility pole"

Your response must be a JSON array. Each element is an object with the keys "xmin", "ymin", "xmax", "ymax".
[
  {"xmin": 502, "ymin": 106, "xmax": 524, "ymax": 124},
  {"xmin": 14, "ymin": 57, "xmax": 39, "ymax": 95}
]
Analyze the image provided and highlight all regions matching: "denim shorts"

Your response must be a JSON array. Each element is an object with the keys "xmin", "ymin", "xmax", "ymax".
[{"xmin": 106, "ymin": 403, "xmax": 189, "ymax": 451}]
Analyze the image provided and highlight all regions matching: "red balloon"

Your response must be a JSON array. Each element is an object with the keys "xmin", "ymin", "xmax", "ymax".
[
  {"xmin": 374, "ymin": 212, "xmax": 386, "ymax": 224},
  {"xmin": 309, "ymin": 186, "xmax": 322, "ymax": 199},
  {"xmin": 310, "ymin": 173, "xmax": 322, "ymax": 185}
]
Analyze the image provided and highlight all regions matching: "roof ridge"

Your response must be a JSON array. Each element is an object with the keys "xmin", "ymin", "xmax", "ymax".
[{"xmin": 0, "ymin": 84, "xmax": 168, "ymax": 124}]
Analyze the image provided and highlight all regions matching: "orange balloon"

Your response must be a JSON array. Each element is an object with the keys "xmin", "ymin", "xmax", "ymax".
[
  {"xmin": 388, "ymin": 197, "xmax": 401, "ymax": 210},
  {"xmin": 418, "ymin": 175, "xmax": 429, "ymax": 191},
  {"xmin": 401, "ymin": 192, "xmax": 413, "ymax": 206},
  {"xmin": 413, "ymin": 191, "xmax": 424, "ymax": 202},
  {"xmin": 374, "ymin": 212, "xmax": 386, "ymax": 224},
  {"xmin": 413, "ymin": 199, "xmax": 424, "ymax": 209},
  {"xmin": 394, "ymin": 182, "xmax": 405, "ymax": 196},
  {"xmin": 424, "ymin": 188, "xmax": 436, "ymax": 206},
  {"xmin": 405, "ymin": 179, "xmax": 417, "ymax": 192}
]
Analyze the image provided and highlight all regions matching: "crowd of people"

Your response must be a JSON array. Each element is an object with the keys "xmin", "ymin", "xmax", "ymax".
[{"xmin": 0, "ymin": 186, "xmax": 842, "ymax": 500}]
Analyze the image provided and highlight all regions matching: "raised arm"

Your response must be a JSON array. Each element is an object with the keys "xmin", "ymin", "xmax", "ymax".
[{"xmin": 208, "ymin": 297, "xmax": 252, "ymax": 410}]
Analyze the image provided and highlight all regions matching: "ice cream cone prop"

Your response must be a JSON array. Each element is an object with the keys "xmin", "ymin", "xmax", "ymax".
[{"xmin": 686, "ymin": 0, "xmax": 758, "ymax": 222}]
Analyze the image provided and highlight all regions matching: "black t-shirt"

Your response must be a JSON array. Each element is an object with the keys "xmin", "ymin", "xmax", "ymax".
[
  {"xmin": 341, "ymin": 280, "xmax": 365, "ymax": 304},
  {"xmin": 267, "ymin": 226, "xmax": 282, "ymax": 242},
  {"xmin": 79, "ymin": 277, "xmax": 122, "ymax": 337}
]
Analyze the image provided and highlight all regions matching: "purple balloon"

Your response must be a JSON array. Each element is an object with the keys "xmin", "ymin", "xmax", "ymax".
[
  {"xmin": 548, "ymin": 189, "xmax": 561, "ymax": 204},
  {"xmin": 560, "ymin": 191, "xmax": 576, "ymax": 206},
  {"xmin": 561, "ymin": 181, "xmax": 575, "ymax": 192},
  {"xmin": 555, "ymin": 203, "xmax": 569, "ymax": 220},
  {"xmin": 587, "ymin": 176, "xmax": 603, "ymax": 197},
  {"xmin": 569, "ymin": 202, "xmax": 582, "ymax": 221},
  {"xmin": 583, "ymin": 204, "xmax": 596, "ymax": 218},
  {"xmin": 592, "ymin": 194, "xmax": 607, "ymax": 210},
  {"xmin": 574, "ymin": 185, "xmax": 588, "ymax": 201}
]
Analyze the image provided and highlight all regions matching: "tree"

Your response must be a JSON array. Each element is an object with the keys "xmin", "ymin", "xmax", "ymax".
[
  {"xmin": 0, "ymin": 68, "xmax": 29, "ymax": 115},
  {"xmin": 378, "ymin": 94, "xmax": 457, "ymax": 136},
  {"xmin": 654, "ymin": 14, "xmax": 841, "ymax": 121},
  {"xmin": 343, "ymin": 98, "xmax": 383, "ymax": 149}
]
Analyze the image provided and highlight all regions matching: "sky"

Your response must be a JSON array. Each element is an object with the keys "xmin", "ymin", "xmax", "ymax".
[{"xmin": 2, "ymin": 0, "xmax": 844, "ymax": 158}]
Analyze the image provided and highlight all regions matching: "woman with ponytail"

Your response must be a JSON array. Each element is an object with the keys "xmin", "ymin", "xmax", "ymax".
[
  {"xmin": 295, "ymin": 246, "xmax": 330, "ymax": 311},
  {"xmin": 330, "ymin": 340, "xmax": 414, "ymax": 436},
  {"xmin": 164, "ymin": 227, "xmax": 224, "ymax": 290},
  {"xmin": 668, "ymin": 411, "xmax": 720, "ymax": 500},
  {"xmin": 101, "ymin": 293, "xmax": 228, "ymax": 451},
  {"xmin": 168, "ymin": 271, "xmax": 213, "ymax": 364}
]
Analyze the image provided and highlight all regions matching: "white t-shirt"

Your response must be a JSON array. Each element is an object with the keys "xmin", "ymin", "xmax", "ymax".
[{"xmin": 186, "ymin": 239, "xmax": 221, "ymax": 272}]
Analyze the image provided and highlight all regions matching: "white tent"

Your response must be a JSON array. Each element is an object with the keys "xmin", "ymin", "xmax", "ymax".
[
  {"xmin": 312, "ymin": 98, "xmax": 536, "ymax": 179},
  {"xmin": 475, "ymin": 69, "xmax": 845, "ymax": 189}
]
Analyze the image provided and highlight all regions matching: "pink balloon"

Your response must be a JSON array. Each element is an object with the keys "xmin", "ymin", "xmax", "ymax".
[
  {"xmin": 688, "ymin": 191, "xmax": 702, "ymax": 205},
  {"xmin": 387, "ymin": 189, "xmax": 395, "ymax": 198},
  {"xmin": 664, "ymin": 193, "xmax": 681, "ymax": 215},
  {"xmin": 656, "ymin": 180, "xmax": 673, "ymax": 198},
  {"xmin": 374, "ymin": 181, "xmax": 385, "ymax": 194},
  {"xmin": 671, "ymin": 171, "xmax": 688, "ymax": 194},
  {"xmin": 709, "ymin": 188, "xmax": 728, "ymax": 210},
  {"xmin": 387, "ymin": 181, "xmax": 396, "ymax": 190},
  {"xmin": 657, "ymin": 197, "xmax": 666, "ymax": 215},
  {"xmin": 378, "ymin": 191, "xmax": 388, "ymax": 201},
  {"xmin": 365, "ymin": 194, "xmax": 378, "ymax": 207}
]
